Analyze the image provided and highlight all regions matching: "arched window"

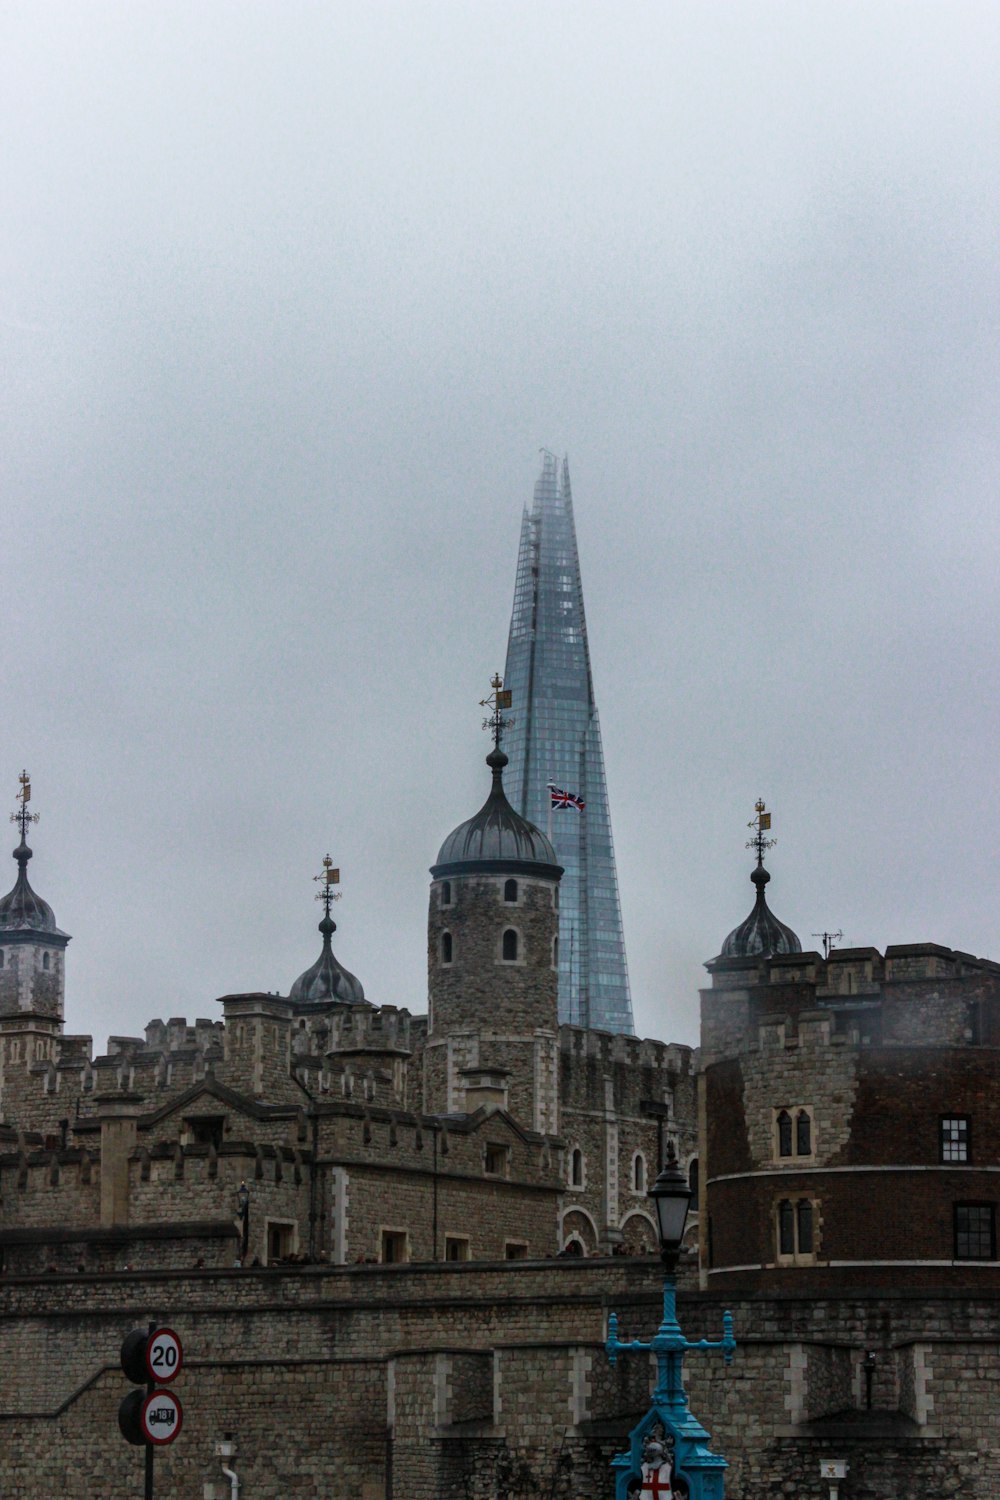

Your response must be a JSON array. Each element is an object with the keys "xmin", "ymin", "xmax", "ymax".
[
  {"xmin": 688, "ymin": 1157, "xmax": 700, "ymax": 1207},
  {"xmin": 632, "ymin": 1153, "xmax": 646, "ymax": 1192},
  {"xmin": 503, "ymin": 878, "xmax": 518, "ymax": 903},
  {"xmin": 441, "ymin": 880, "xmax": 452, "ymax": 906},
  {"xmin": 796, "ymin": 1199, "xmax": 813, "ymax": 1254},
  {"xmin": 777, "ymin": 1110, "xmax": 792, "ymax": 1157},
  {"xmin": 796, "ymin": 1109, "xmax": 812, "ymax": 1156},
  {"xmin": 441, "ymin": 932, "xmax": 453, "ymax": 965},
  {"xmin": 502, "ymin": 929, "xmax": 518, "ymax": 962},
  {"xmin": 42, "ymin": 952, "xmax": 50, "ymax": 971},
  {"xmin": 570, "ymin": 1147, "xmax": 584, "ymax": 1187},
  {"xmin": 778, "ymin": 1199, "xmax": 795, "ymax": 1255}
]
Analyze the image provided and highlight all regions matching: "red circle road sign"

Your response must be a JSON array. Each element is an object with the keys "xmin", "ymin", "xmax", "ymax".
[
  {"xmin": 145, "ymin": 1327, "xmax": 183, "ymax": 1384},
  {"xmin": 140, "ymin": 1389, "xmax": 183, "ymax": 1445}
]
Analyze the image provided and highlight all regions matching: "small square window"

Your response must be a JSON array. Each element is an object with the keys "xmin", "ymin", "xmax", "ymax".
[
  {"xmin": 505, "ymin": 1242, "xmax": 528, "ymax": 1260},
  {"xmin": 445, "ymin": 1235, "xmax": 470, "ymax": 1261},
  {"xmin": 485, "ymin": 1143, "xmax": 509, "ymax": 1176},
  {"xmin": 266, "ymin": 1220, "xmax": 297, "ymax": 1265},
  {"xmin": 954, "ymin": 1203, "xmax": 994, "ymax": 1260},
  {"xmin": 381, "ymin": 1229, "xmax": 409, "ymax": 1264},
  {"xmin": 941, "ymin": 1116, "xmax": 970, "ymax": 1164}
]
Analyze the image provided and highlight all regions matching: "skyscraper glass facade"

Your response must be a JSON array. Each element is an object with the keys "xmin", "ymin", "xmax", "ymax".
[{"xmin": 503, "ymin": 453, "xmax": 634, "ymax": 1034}]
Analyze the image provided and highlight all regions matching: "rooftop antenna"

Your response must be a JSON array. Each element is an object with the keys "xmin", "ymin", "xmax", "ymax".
[
  {"xmin": 812, "ymin": 930, "xmax": 843, "ymax": 960},
  {"xmin": 313, "ymin": 854, "xmax": 342, "ymax": 919},
  {"xmin": 480, "ymin": 672, "xmax": 513, "ymax": 753}
]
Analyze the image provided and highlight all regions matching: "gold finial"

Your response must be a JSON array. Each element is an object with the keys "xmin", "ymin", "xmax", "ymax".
[
  {"xmin": 480, "ymin": 673, "xmax": 513, "ymax": 751},
  {"xmin": 745, "ymin": 798, "xmax": 777, "ymax": 865},
  {"xmin": 313, "ymin": 855, "xmax": 342, "ymax": 919},
  {"xmin": 11, "ymin": 770, "xmax": 39, "ymax": 841}
]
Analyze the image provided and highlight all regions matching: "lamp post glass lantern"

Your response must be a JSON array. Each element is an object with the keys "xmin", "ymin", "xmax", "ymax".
[
  {"xmin": 649, "ymin": 1145, "xmax": 693, "ymax": 1268},
  {"xmin": 606, "ymin": 1141, "xmax": 735, "ymax": 1499}
]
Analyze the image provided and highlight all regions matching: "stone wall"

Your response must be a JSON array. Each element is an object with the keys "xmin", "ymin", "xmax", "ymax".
[{"xmin": 4, "ymin": 1261, "xmax": 1000, "ymax": 1498}]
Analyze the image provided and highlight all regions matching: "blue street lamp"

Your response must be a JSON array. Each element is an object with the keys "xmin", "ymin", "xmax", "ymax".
[{"xmin": 606, "ymin": 1144, "xmax": 736, "ymax": 1499}]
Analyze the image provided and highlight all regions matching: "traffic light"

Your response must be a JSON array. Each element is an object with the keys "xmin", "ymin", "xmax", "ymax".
[{"xmin": 118, "ymin": 1325, "xmax": 184, "ymax": 1447}]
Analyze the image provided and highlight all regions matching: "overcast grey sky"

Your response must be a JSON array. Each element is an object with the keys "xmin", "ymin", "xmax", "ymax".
[{"xmin": 2, "ymin": 2, "xmax": 997, "ymax": 1049}]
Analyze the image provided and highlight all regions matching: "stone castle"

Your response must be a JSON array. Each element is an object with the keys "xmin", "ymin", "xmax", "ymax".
[{"xmin": 3, "ymin": 757, "xmax": 1000, "ymax": 1498}]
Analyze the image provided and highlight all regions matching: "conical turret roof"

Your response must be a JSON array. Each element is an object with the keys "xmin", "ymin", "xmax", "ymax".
[
  {"xmin": 432, "ymin": 748, "xmax": 561, "ymax": 878},
  {"xmin": 720, "ymin": 861, "xmax": 802, "ymax": 959},
  {"xmin": 289, "ymin": 912, "xmax": 367, "ymax": 1005},
  {"xmin": 0, "ymin": 833, "xmax": 65, "ymax": 936}
]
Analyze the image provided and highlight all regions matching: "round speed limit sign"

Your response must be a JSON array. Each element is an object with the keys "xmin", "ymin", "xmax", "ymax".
[
  {"xmin": 140, "ymin": 1388, "xmax": 183, "ymax": 1445},
  {"xmin": 145, "ymin": 1327, "xmax": 184, "ymax": 1384}
]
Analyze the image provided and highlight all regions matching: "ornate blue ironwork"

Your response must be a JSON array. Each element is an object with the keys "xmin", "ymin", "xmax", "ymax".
[{"xmin": 606, "ymin": 1276, "xmax": 735, "ymax": 1498}]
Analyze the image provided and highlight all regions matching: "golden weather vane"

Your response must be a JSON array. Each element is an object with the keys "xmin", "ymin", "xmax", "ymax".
[
  {"xmin": 745, "ymin": 798, "xmax": 777, "ymax": 866},
  {"xmin": 11, "ymin": 770, "xmax": 39, "ymax": 841},
  {"xmin": 313, "ymin": 854, "xmax": 342, "ymax": 919},
  {"xmin": 479, "ymin": 672, "xmax": 513, "ymax": 752}
]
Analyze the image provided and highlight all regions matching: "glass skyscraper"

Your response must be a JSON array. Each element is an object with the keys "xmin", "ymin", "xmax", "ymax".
[{"xmin": 503, "ymin": 452, "xmax": 634, "ymax": 1034}]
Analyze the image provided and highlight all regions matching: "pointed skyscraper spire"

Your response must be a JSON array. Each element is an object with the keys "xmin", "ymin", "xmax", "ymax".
[{"xmin": 503, "ymin": 455, "xmax": 633, "ymax": 1033}]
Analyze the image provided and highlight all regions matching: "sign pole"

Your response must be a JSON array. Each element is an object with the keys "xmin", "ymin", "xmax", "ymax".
[{"xmin": 145, "ymin": 1321, "xmax": 156, "ymax": 1500}]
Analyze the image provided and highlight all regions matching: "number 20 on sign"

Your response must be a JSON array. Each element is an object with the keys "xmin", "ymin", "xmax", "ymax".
[{"xmin": 145, "ymin": 1328, "xmax": 183, "ymax": 1383}]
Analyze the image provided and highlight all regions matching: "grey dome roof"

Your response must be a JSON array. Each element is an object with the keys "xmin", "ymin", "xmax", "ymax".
[
  {"xmin": 720, "ymin": 863, "xmax": 801, "ymax": 959},
  {"xmin": 0, "ymin": 837, "xmax": 63, "ymax": 936},
  {"xmin": 289, "ymin": 915, "xmax": 367, "ymax": 1005},
  {"xmin": 432, "ymin": 749, "xmax": 561, "ymax": 877}
]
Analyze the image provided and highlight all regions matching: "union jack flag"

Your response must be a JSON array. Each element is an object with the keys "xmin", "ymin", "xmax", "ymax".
[{"xmin": 548, "ymin": 784, "xmax": 585, "ymax": 812}]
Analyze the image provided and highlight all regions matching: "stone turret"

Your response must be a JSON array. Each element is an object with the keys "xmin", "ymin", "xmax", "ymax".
[
  {"xmin": 0, "ymin": 776, "xmax": 70, "ymax": 1024},
  {"xmin": 426, "ymin": 725, "xmax": 562, "ymax": 1131}
]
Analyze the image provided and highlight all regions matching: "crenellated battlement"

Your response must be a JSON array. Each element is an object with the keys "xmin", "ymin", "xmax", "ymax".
[{"xmin": 327, "ymin": 1001, "xmax": 413, "ymax": 1056}]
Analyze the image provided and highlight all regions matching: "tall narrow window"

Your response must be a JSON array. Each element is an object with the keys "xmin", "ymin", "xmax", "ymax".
[
  {"xmin": 552, "ymin": 935, "xmax": 559, "ymax": 967},
  {"xmin": 777, "ymin": 1197, "xmax": 818, "ymax": 1261},
  {"xmin": 632, "ymin": 1154, "xmax": 646, "ymax": 1192},
  {"xmin": 42, "ymin": 953, "xmax": 50, "ymax": 971},
  {"xmin": 440, "ymin": 932, "xmax": 453, "ymax": 965},
  {"xmin": 796, "ymin": 1199, "xmax": 813, "ymax": 1254},
  {"xmin": 688, "ymin": 1157, "xmax": 700, "ymax": 1208},
  {"xmin": 503, "ymin": 879, "xmax": 518, "ymax": 903},
  {"xmin": 775, "ymin": 1105, "xmax": 814, "ymax": 1161},
  {"xmin": 570, "ymin": 1147, "xmax": 584, "ymax": 1187},
  {"xmin": 441, "ymin": 880, "xmax": 452, "ymax": 907},
  {"xmin": 502, "ymin": 929, "xmax": 518, "ymax": 962},
  {"xmin": 796, "ymin": 1110, "xmax": 812, "ymax": 1156},
  {"xmin": 954, "ymin": 1203, "xmax": 995, "ymax": 1260}
]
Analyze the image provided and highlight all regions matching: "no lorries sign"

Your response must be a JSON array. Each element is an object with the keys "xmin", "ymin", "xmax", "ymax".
[
  {"xmin": 141, "ymin": 1388, "xmax": 184, "ymax": 1445},
  {"xmin": 146, "ymin": 1328, "xmax": 183, "ymax": 1383}
]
